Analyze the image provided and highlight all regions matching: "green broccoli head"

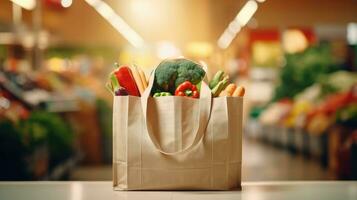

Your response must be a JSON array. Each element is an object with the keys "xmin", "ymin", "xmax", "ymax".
[
  {"xmin": 154, "ymin": 60, "xmax": 179, "ymax": 92},
  {"xmin": 153, "ymin": 59, "xmax": 205, "ymax": 93},
  {"xmin": 175, "ymin": 59, "xmax": 206, "ymax": 87}
]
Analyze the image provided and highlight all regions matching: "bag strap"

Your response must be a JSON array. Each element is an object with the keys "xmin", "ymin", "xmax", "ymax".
[{"xmin": 141, "ymin": 62, "xmax": 212, "ymax": 155}]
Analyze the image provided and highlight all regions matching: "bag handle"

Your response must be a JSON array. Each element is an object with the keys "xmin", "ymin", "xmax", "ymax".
[{"xmin": 141, "ymin": 61, "xmax": 212, "ymax": 155}]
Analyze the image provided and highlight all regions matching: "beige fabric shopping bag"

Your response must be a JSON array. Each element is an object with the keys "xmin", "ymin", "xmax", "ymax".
[{"xmin": 113, "ymin": 67, "xmax": 242, "ymax": 190}]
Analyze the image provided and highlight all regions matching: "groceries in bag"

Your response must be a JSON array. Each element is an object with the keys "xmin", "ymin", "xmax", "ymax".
[
  {"xmin": 111, "ymin": 58, "xmax": 244, "ymax": 190},
  {"xmin": 150, "ymin": 59, "xmax": 205, "ymax": 97},
  {"xmin": 106, "ymin": 58, "xmax": 245, "ymax": 98},
  {"xmin": 175, "ymin": 81, "xmax": 200, "ymax": 98},
  {"xmin": 106, "ymin": 63, "xmax": 148, "ymax": 96},
  {"xmin": 210, "ymin": 70, "xmax": 245, "ymax": 97}
]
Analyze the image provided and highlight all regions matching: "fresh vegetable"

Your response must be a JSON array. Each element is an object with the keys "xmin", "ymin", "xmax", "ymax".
[
  {"xmin": 232, "ymin": 86, "xmax": 245, "ymax": 97},
  {"xmin": 211, "ymin": 82, "xmax": 224, "ymax": 97},
  {"xmin": 115, "ymin": 87, "xmax": 129, "ymax": 96},
  {"xmin": 175, "ymin": 81, "xmax": 199, "ymax": 98},
  {"xmin": 26, "ymin": 111, "xmax": 74, "ymax": 168},
  {"xmin": 113, "ymin": 63, "xmax": 140, "ymax": 96},
  {"xmin": 110, "ymin": 73, "xmax": 120, "ymax": 91},
  {"xmin": 153, "ymin": 59, "xmax": 205, "ymax": 94},
  {"xmin": 106, "ymin": 72, "xmax": 128, "ymax": 96},
  {"xmin": 336, "ymin": 103, "xmax": 357, "ymax": 128},
  {"xmin": 273, "ymin": 44, "xmax": 337, "ymax": 101},
  {"xmin": 219, "ymin": 83, "xmax": 237, "ymax": 97},
  {"xmin": 222, "ymin": 76, "xmax": 229, "ymax": 88},
  {"xmin": 105, "ymin": 81, "xmax": 113, "ymax": 95},
  {"xmin": 130, "ymin": 65, "xmax": 145, "ymax": 95},
  {"xmin": 106, "ymin": 63, "xmax": 147, "ymax": 96},
  {"xmin": 318, "ymin": 71, "xmax": 357, "ymax": 97},
  {"xmin": 307, "ymin": 113, "xmax": 332, "ymax": 135},
  {"xmin": 153, "ymin": 92, "xmax": 172, "ymax": 97},
  {"xmin": 209, "ymin": 70, "xmax": 224, "ymax": 89},
  {"xmin": 209, "ymin": 70, "xmax": 246, "ymax": 98},
  {"xmin": 211, "ymin": 75, "xmax": 229, "ymax": 97}
]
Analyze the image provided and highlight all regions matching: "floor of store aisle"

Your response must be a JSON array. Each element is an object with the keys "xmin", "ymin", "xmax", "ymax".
[
  {"xmin": 242, "ymin": 138, "xmax": 335, "ymax": 181},
  {"xmin": 71, "ymin": 138, "xmax": 335, "ymax": 181}
]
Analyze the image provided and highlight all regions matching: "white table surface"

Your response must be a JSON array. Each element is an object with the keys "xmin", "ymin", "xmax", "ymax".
[{"xmin": 0, "ymin": 181, "xmax": 356, "ymax": 200}]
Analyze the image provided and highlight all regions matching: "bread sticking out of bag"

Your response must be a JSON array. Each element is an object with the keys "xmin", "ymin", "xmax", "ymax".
[
  {"xmin": 130, "ymin": 65, "xmax": 145, "ymax": 95},
  {"xmin": 137, "ymin": 66, "xmax": 148, "ymax": 90}
]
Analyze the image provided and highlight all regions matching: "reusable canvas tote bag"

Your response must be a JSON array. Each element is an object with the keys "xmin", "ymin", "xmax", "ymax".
[{"xmin": 113, "ymin": 66, "xmax": 243, "ymax": 190}]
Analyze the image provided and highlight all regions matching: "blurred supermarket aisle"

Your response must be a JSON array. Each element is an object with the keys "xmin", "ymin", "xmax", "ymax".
[
  {"xmin": 70, "ymin": 138, "xmax": 334, "ymax": 181},
  {"xmin": 242, "ymin": 139, "xmax": 335, "ymax": 181}
]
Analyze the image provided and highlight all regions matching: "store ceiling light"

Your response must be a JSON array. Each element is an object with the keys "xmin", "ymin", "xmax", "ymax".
[
  {"xmin": 228, "ymin": 20, "xmax": 241, "ymax": 34},
  {"xmin": 217, "ymin": 0, "xmax": 260, "ymax": 49},
  {"xmin": 218, "ymin": 30, "xmax": 235, "ymax": 49},
  {"xmin": 85, "ymin": 0, "xmax": 145, "ymax": 48},
  {"xmin": 61, "ymin": 0, "xmax": 73, "ymax": 8},
  {"xmin": 235, "ymin": 0, "xmax": 258, "ymax": 27},
  {"xmin": 347, "ymin": 23, "xmax": 357, "ymax": 45},
  {"xmin": 10, "ymin": 0, "xmax": 36, "ymax": 10}
]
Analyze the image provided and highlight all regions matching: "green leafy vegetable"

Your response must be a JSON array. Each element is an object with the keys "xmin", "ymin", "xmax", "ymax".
[
  {"xmin": 175, "ymin": 59, "xmax": 206, "ymax": 88},
  {"xmin": 273, "ymin": 43, "xmax": 338, "ymax": 101},
  {"xmin": 318, "ymin": 71, "xmax": 357, "ymax": 97},
  {"xmin": 25, "ymin": 111, "xmax": 74, "ymax": 168},
  {"xmin": 153, "ymin": 59, "xmax": 205, "ymax": 94},
  {"xmin": 336, "ymin": 103, "xmax": 357, "ymax": 128}
]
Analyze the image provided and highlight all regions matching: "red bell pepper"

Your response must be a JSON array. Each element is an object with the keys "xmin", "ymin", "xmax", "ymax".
[
  {"xmin": 175, "ymin": 81, "xmax": 199, "ymax": 98},
  {"xmin": 113, "ymin": 63, "xmax": 140, "ymax": 96}
]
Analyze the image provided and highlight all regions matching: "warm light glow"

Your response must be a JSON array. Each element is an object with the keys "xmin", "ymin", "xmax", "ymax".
[
  {"xmin": 347, "ymin": 23, "xmax": 357, "ymax": 45},
  {"xmin": 228, "ymin": 20, "xmax": 241, "ymax": 34},
  {"xmin": 119, "ymin": 46, "xmax": 155, "ymax": 69},
  {"xmin": 85, "ymin": 0, "xmax": 145, "ymax": 48},
  {"xmin": 283, "ymin": 29, "xmax": 308, "ymax": 53},
  {"xmin": 131, "ymin": 0, "xmax": 153, "ymax": 18},
  {"xmin": 156, "ymin": 41, "xmax": 182, "ymax": 59},
  {"xmin": 218, "ymin": 30, "xmax": 235, "ymax": 49},
  {"xmin": 235, "ymin": 0, "xmax": 258, "ymax": 27},
  {"xmin": 47, "ymin": 57, "xmax": 67, "ymax": 72},
  {"xmin": 252, "ymin": 41, "xmax": 283, "ymax": 67},
  {"xmin": 256, "ymin": 0, "xmax": 266, "ymax": 3},
  {"xmin": 186, "ymin": 42, "xmax": 214, "ymax": 58},
  {"xmin": 10, "ymin": 0, "xmax": 36, "ymax": 10},
  {"xmin": 61, "ymin": 0, "xmax": 73, "ymax": 8},
  {"xmin": 217, "ymin": 0, "xmax": 260, "ymax": 49}
]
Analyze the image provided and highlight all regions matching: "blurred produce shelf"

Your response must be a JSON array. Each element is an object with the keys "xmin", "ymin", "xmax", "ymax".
[{"xmin": 42, "ymin": 153, "xmax": 82, "ymax": 180}]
